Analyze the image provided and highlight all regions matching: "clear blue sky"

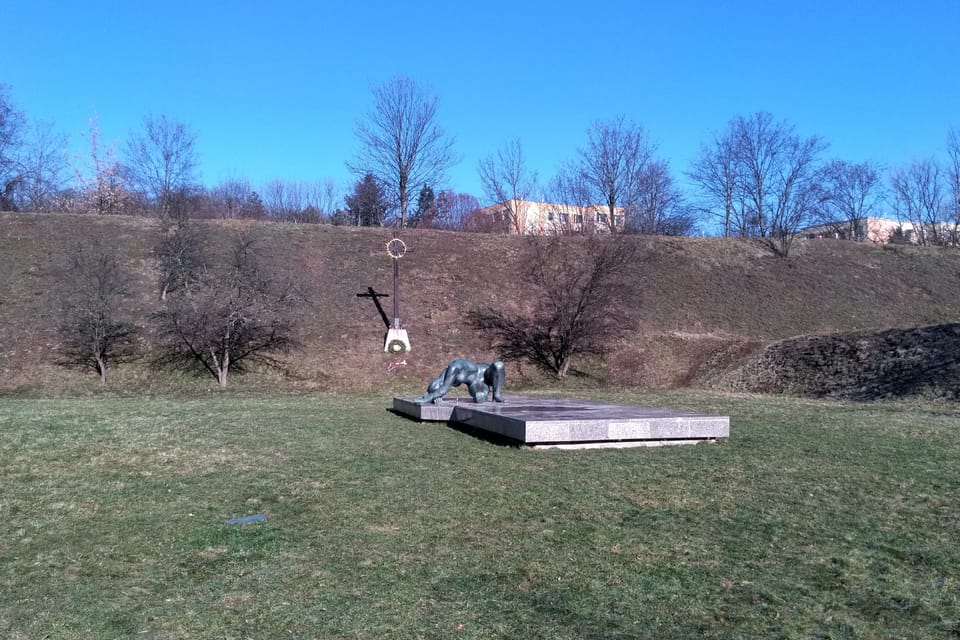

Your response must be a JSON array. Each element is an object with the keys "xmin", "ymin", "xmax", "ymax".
[{"xmin": 4, "ymin": 0, "xmax": 958, "ymax": 204}]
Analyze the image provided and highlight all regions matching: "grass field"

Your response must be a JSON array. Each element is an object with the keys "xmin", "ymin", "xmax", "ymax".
[{"xmin": 1, "ymin": 390, "xmax": 958, "ymax": 639}]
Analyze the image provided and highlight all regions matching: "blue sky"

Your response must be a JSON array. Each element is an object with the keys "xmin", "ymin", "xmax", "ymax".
[{"xmin": 4, "ymin": 0, "xmax": 958, "ymax": 204}]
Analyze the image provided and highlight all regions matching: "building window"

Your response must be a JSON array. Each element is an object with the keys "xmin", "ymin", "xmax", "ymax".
[
  {"xmin": 614, "ymin": 215, "xmax": 624, "ymax": 227},
  {"xmin": 574, "ymin": 214, "xmax": 583, "ymax": 225},
  {"xmin": 560, "ymin": 213, "xmax": 569, "ymax": 224},
  {"xmin": 597, "ymin": 212, "xmax": 607, "ymax": 225},
  {"xmin": 547, "ymin": 211, "xmax": 555, "ymax": 221}
]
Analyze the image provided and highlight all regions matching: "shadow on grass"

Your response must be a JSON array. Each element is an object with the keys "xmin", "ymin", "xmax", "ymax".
[{"xmin": 386, "ymin": 407, "xmax": 524, "ymax": 448}]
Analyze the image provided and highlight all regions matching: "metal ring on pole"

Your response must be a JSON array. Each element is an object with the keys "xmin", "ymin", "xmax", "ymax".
[{"xmin": 386, "ymin": 238, "xmax": 407, "ymax": 259}]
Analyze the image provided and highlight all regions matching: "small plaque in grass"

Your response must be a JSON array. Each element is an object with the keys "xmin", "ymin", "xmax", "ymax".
[{"xmin": 226, "ymin": 513, "xmax": 267, "ymax": 525}]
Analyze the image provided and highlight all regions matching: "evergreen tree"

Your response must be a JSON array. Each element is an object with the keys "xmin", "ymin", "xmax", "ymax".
[
  {"xmin": 409, "ymin": 184, "xmax": 436, "ymax": 228},
  {"xmin": 345, "ymin": 173, "xmax": 389, "ymax": 226}
]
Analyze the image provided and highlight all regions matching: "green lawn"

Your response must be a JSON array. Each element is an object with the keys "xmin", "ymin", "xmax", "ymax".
[{"xmin": 1, "ymin": 391, "xmax": 958, "ymax": 639}]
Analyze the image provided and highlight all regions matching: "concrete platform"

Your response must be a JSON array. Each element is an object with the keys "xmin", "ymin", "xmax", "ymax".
[{"xmin": 392, "ymin": 395, "xmax": 729, "ymax": 448}]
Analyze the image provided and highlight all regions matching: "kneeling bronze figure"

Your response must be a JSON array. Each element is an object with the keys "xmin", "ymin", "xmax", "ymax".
[{"xmin": 414, "ymin": 359, "xmax": 505, "ymax": 405}]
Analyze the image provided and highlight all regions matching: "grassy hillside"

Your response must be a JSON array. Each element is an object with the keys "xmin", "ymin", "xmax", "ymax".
[{"xmin": 3, "ymin": 212, "xmax": 960, "ymax": 395}]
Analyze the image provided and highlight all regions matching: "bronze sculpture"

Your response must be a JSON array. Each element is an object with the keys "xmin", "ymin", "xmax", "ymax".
[{"xmin": 414, "ymin": 359, "xmax": 506, "ymax": 404}]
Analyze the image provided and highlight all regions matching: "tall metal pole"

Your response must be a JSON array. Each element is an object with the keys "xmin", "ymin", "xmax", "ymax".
[
  {"xmin": 383, "ymin": 232, "xmax": 410, "ymax": 354},
  {"xmin": 392, "ymin": 252, "xmax": 400, "ymax": 329}
]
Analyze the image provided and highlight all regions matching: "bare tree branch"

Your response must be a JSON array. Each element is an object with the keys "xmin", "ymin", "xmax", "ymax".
[
  {"xmin": 689, "ymin": 112, "xmax": 826, "ymax": 255},
  {"xmin": 14, "ymin": 121, "xmax": 70, "ymax": 212},
  {"xmin": 688, "ymin": 131, "xmax": 742, "ymax": 237},
  {"xmin": 816, "ymin": 160, "xmax": 885, "ymax": 241},
  {"xmin": 946, "ymin": 128, "xmax": 960, "ymax": 233},
  {"xmin": 154, "ymin": 217, "xmax": 207, "ymax": 300},
  {"xmin": 57, "ymin": 242, "xmax": 139, "ymax": 383},
  {"xmin": 469, "ymin": 235, "xmax": 639, "ymax": 378},
  {"xmin": 435, "ymin": 190, "xmax": 479, "ymax": 231},
  {"xmin": 153, "ymin": 232, "xmax": 305, "ymax": 386},
  {"xmin": 124, "ymin": 114, "xmax": 199, "ymax": 219},
  {"xmin": 576, "ymin": 116, "xmax": 654, "ymax": 232},
  {"xmin": 76, "ymin": 114, "xmax": 137, "ymax": 215},
  {"xmin": 478, "ymin": 138, "xmax": 539, "ymax": 234},
  {"xmin": 0, "ymin": 85, "xmax": 26, "ymax": 211},
  {"xmin": 890, "ymin": 159, "xmax": 949, "ymax": 246},
  {"xmin": 627, "ymin": 160, "xmax": 695, "ymax": 235},
  {"xmin": 349, "ymin": 76, "xmax": 457, "ymax": 228}
]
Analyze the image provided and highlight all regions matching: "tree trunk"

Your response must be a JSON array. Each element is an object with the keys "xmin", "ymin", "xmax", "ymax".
[
  {"xmin": 399, "ymin": 185, "xmax": 408, "ymax": 228},
  {"xmin": 218, "ymin": 350, "xmax": 229, "ymax": 387},
  {"xmin": 96, "ymin": 356, "xmax": 107, "ymax": 384}
]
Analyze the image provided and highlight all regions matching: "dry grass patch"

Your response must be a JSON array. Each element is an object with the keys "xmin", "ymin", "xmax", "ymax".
[
  {"xmin": 84, "ymin": 443, "xmax": 290, "ymax": 476},
  {"xmin": 2, "ymin": 392, "xmax": 959, "ymax": 639}
]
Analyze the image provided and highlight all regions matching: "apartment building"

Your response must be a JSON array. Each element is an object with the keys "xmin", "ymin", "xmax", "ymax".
[{"xmin": 467, "ymin": 199, "xmax": 626, "ymax": 234}]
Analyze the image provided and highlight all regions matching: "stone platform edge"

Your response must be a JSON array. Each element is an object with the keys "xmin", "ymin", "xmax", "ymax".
[{"xmin": 391, "ymin": 395, "xmax": 730, "ymax": 447}]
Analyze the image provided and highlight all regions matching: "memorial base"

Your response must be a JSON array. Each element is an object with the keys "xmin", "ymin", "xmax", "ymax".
[
  {"xmin": 384, "ymin": 328, "xmax": 411, "ymax": 354},
  {"xmin": 392, "ymin": 395, "xmax": 729, "ymax": 449}
]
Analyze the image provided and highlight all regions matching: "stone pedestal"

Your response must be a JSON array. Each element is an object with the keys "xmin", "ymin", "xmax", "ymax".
[
  {"xmin": 384, "ymin": 328, "xmax": 411, "ymax": 354},
  {"xmin": 392, "ymin": 395, "xmax": 730, "ymax": 449}
]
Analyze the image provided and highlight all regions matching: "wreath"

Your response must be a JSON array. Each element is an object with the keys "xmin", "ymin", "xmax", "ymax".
[{"xmin": 386, "ymin": 339, "xmax": 407, "ymax": 354}]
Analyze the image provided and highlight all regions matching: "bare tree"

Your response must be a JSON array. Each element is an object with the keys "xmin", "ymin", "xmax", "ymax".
[
  {"xmin": 435, "ymin": 190, "xmax": 480, "ymax": 230},
  {"xmin": 734, "ymin": 112, "xmax": 826, "ymax": 255},
  {"xmin": 14, "ymin": 121, "xmax": 70, "ymax": 212},
  {"xmin": 350, "ymin": 75, "xmax": 457, "ymax": 227},
  {"xmin": 545, "ymin": 169, "xmax": 596, "ymax": 235},
  {"xmin": 327, "ymin": 208, "xmax": 352, "ymax": 226},
  {"xmin": 209, "ymin": 177, "xmax": 255, "ymax": 219},
  {"xmin": 688, "ymin": 131, "xmax": 742, "ymax": 237},
  {"xmin": 154, "ymin": 233, "xmax": 304, "ymax": 387},
  {"xmin": 689, "ymin": 112, "xmax": 825, "ymax": 255},
  {"xmin": 57, "ymin": 242, "xmax": 138, "ymax": 383},
  {"xmin": 890, "ymin": 159, "xmax": 949, "ymax": 246},
  {"xmin": 575, "ymin": 116, "xmax": 655, "ymax": 232},
  {"xmin": 478, "ymin": 138, "xmax": 539, "ymax": 233},
  {"xmin": 0, "ymin": 85, "xmax": 26, "ymax": 210},
  {"xmin": 816, "ymin": 160, "xmax": 885, "ymax": 241},
  {"xmin": 77, "ymin": 114, "xmax": 135, "ymax": 215},
  {"xmin": 155, "ymin": 217, "xmax": 207, "ymax": 301},
  {"xmin": 263, "ymin": 179, "xmax": 307, "ymax": 222},
  {"xmin": 311, "ymin": 178, "xmax": 340, "ymax": 221},
  {"xmin": 627, "ymin": 160, "xmax": 695, "ymax": 235},
  {"xmin": 469, "ymin": 235, "xmax": 638, "ymax": 379},
  {"xmin": 124, "ymin": 114, "xmax": 199, "ymax": 218},
  {"xmin": 946, "ymin": 128, "xmax": 960, "ymax": 235},
  {"xmin": 260, "ymin": 178, "xmax": 337, "ymax": 223}
]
